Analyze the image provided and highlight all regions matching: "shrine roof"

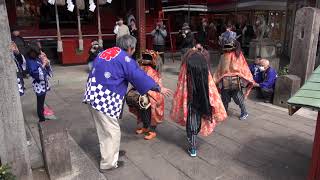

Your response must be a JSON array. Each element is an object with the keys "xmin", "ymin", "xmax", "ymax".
[{"xmin": 288, "ymin": 66, "xmax": 320, "ymax": 115}]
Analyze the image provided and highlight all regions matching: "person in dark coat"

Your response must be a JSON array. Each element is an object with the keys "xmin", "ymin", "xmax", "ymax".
[
  {"xmin": 180, "ymin": 23, "xmax": 195, "ymax": 55},
  {"xmin": 197, "ymin": 19, "xmax": 208, "ymax": 47}
]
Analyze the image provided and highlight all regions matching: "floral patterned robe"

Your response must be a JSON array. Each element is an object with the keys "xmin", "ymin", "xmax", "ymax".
[
  {"xmin": 171, "ymin": 49, "xmax": 227, "ymax": 136},
  {"xmin": 129, "ymin": 66, "xmax": 165, "ymax": 126},
  {"xmin": 213, "ymin": 52, "xmax": 255, "ymax": 98}
]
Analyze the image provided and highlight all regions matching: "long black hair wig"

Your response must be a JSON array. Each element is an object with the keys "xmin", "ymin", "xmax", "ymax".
[{"xmin": 186, "ymin": 53, "xmax": 212, "ymax": 118}]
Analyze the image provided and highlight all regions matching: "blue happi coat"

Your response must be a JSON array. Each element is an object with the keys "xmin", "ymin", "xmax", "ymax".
[
  {"xmin": 13, "ymin": 53, "xmax": 25, "ymax": 96},
  {"xmin": 259, "ymin": 67, "xmax": 277, "ymax": 90},
  {"xmin": 26, "ymin": 58, "xmax": 52, "ymax": 96},
  {"xmin": 249, "ymin": 63, "xmax": 262, "ymax": 83},
  {"xmin": 83, "ymin": 47, "xmax": 158, "ymax": 119}
]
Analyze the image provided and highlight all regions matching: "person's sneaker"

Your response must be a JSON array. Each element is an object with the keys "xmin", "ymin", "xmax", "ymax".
[
  {"xmin": 99, "ymin": 161, "xmax": 124, "ymax": 173},
  {"xmin": 144, "ymin": 132, "xmax": 157, "ymax": 140},
  {"xmin": 264, "ymin": 100, "xmax": 271, "ymax": 103},
  {"xmin": 119, "ymin": 150, "xmax": 126, "ymax": 157},
  {"xmin": 43, "ymin": 107, "xmax": 54, "ymax": 116},
  {"xmin": 188, "ymin": 148, "xmax": 197, "ymax": 157},
  {"xmin": 239, "ymin": 113, "xmax": 249, "ymax": 120},
  {"xmin": 135, "ymin": 128, "xmax": 149, "ymax": 135}
]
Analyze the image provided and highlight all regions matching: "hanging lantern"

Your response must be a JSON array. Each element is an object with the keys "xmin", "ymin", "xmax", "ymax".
[{"xmin": 89, "ymin": 0, "xmax": 96, "ymax": 12}]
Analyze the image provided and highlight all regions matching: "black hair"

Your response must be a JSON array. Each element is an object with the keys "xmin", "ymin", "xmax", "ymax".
[
  {"xmin": 27, "ymin": 42, "xmax": 41, "ymax": 59},
  {"xmin": 187, "ymin": 53, "xmax": 211, "ymax": 118}
]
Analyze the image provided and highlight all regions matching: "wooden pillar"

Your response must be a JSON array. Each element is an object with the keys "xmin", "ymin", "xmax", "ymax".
[
  {"xmin": 136, "ymin": 0, "xmax": 146, "ymax": 56},
  {"xmin": 308, "ymin": 112, "xmax": 320, "ymax": 180},
  {"xmin": 0, "ymin": 0, "xmax": 33, "ymax": 179}
]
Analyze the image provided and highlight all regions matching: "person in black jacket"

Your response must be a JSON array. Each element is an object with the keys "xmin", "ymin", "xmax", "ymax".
[
  {"xmin": 180, "ymin": 23, "xmax": 195, "ymax": 55},
  {"xmin": 197, "ymin": 19, "xmax": 208, "ymax": 47}
]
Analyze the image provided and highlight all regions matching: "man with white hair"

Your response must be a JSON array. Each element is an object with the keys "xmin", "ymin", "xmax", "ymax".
[
  {"xmin": 254, "ymin": 59, "xmax": 277, "ymax": 103},
  {"xmin": 83, "ymin": 35, "xmax": 171, "ymax": 172}
]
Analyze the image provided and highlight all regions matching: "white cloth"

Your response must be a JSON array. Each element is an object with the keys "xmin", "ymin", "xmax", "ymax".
[
  {"xmin": 113, "ymin": 25, "xmax": 119, "ymax": 35},
  {"xmin": 88, "ymin": 105, "xmax": 120, "ymax": 169}
]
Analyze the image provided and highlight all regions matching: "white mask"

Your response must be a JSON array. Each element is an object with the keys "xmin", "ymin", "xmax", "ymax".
[{"xmin": 259, "ymin": 66, "xmax": 265, "ymax": 71}]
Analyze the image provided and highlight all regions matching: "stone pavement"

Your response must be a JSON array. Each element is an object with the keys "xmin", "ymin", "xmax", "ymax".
[{"xmin": 21, "ymin": 58, "xmax": 317, "ymax": 180}]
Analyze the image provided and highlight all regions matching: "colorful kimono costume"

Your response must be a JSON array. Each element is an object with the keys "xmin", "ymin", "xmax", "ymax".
[
  {"xmin": 13, "ymin": 52, "xmax": 25, "ymax": 96},
  {"xmin": 26, "ymin": 57, "xmax": 52, "ymax": 122},
  {"xmin": 128, "ymin": 50, "xmax": 165, "ymax": 139},
  {"xmin": 214, "ymin": 31, "xmax": 255, "ymax": 119},
  {"xmin": 171, "ymin": 49, "xmax": 227, "ymax": 155},
  {"xmin": 83, "ymin": 47, "xmax": 158, "ymax": 170},
  {"xmin": 214, "ymin": 51, "xmax": 255, "ymax": 118}
]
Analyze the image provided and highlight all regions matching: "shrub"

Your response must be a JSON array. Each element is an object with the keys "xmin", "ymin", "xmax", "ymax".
[
  {"xmin": 0, "ymin": 164, "xmax": 15, "ymax": 180},
  {"xmin": 278, "ymin": 64, "xmax": 289, "ymax": 76}
]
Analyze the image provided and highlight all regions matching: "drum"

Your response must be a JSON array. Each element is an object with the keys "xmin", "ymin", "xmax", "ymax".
[
  {"xmin": 222, "ymin": 76, "xmax": 241, "ymax": 90},
  {"xmin": 126, "ymin": 89, "xmax": 150, "ymax": 109}
]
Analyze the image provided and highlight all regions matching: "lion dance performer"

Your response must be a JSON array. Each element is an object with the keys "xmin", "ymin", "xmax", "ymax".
[
  {"xmin": 171, "ymin": 47, "xmax": 227, "ymax": 157},
  {"xmin": 213, "ymin": 29, "xmax": 255, "ymax": 120},
  {"xmin": 128, "ymin": 50, "xmax": 164, "ymax": 140}
]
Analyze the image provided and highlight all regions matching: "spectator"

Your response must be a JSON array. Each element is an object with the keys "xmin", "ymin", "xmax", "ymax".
[
  {"xmin": 179, "ymin": 23, "xmax": 195, "ymax": 55},
  {"xmin": 151, "ymin": 20, "xmax": 167, "ymax": 61},
  {"xmin": 197, "ymin": 18, "xmax": 208, "ymax": 47},
  {"xmin": 129, "ymin": 19, "xmax": 138, "ymax": 39},
  {"xmin": 10, "ymin": 41, "xmax": 25, "ymax": 96},
  {"xmin": 11, "ymin": 29, "xmax": 27, "ymax": 56},
  {"xmin": 87, "ymin": 40, "xmax": 104, "ymax": 71},
  {"xmin": 249, "ymin": 58, "xmax": 263, "ymax": 83},
  {"xmin": 242, "ymin": 24, "xmax": 255, "ymax": 55},
  {"xmin": 11, "ymin": 29, "xmax": 28, "ymax": 77},
  {"xmin": 235, "ymin": 24, "xmax": 243, "ymax": 47},
  {"xmin": 26, "ymin": 42, "xmax": 53, "ymax": 122},
  {"xmin": 254, "ymin": 59, "xmax": 278, "ymax": 103},
  {"xmin": 113, "ymin": 17, "xmax": 130, "ymax": 40}
]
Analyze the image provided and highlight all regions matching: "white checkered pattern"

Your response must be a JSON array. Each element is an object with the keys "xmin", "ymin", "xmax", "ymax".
[
  {"xmin": 83, "ymin": 77, "xmax": 124, "ymax": 119},
  {"xmin": 32, "ymin": 78, "xmax": 50, "ymax": 95},
  {"xmin": 17, "ymin": 78, "xmax": 24, "ymax": 96}
]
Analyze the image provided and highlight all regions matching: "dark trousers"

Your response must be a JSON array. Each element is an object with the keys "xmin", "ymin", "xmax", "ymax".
[
  {"xmin": 260, "ymin": 88, "xmax": 274, "ymax": 102},
  {"xmin": 153, "ymin": 45, "xmax": 165, "ymax": 64},
  {"xmin": 221, "ymin": 89, "xmax": 247, "ymax": 114},
  {"xmin": 186, "ymin": 105, "xmax": 201, "ymax": 149},
  {"xmin": 140, "ymin": 108, "xmax": 156, "ymax": 131},
  {"xmin": 37, "ymin": 94, "xmax": 46, "ymax": 122}
]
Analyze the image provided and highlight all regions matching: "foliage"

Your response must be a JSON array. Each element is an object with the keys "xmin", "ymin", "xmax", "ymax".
[
  {"xmin": 278, "ymin": 65, "xmax": 289, "ymax": 76},
  {"xmin": 0, "ymin": 164, "xmax": 16, "ymax": 180}
]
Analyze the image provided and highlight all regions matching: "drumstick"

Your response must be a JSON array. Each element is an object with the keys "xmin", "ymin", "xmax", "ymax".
[{"xmin": 147, "ymin": 93, "xmax": 157, "ymax": 102}]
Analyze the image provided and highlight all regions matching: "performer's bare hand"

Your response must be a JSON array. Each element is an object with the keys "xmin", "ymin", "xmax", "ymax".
[
  {"xmin": 161, "ymin": 87, "xmax": 173, "ymax": 97},
  {"xmin": 253, "ymin": 83, "xmax": 260, "ymax": 87}
]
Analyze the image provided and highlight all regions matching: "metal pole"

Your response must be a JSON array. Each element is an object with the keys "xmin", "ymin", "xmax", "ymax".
[
  {"xmin": 76, "ymin": 3, "xmax": 83, "ymax": 51},
  {"xmin": 55, "ymin": 3, "xmax": 63, "ymax": 52},
  {"xmin": 97, "ymin": 0, "xmax": 103, "ymax": 47},
  {"xmin": 188, "ymin": 0, "xmax": 190, "ymax": 24}
]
